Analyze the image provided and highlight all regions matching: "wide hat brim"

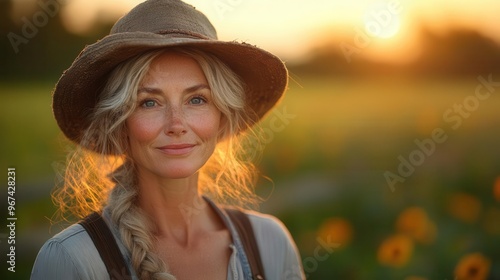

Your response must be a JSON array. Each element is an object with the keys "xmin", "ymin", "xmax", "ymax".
[{"xmin": 53, "ymin": 31, "xmax": 288, "ymax": 147}]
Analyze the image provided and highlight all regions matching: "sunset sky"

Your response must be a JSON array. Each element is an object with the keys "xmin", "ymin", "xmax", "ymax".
[{"xmin": 10, "ymin": 0, "xmax": 500, "ymax": 63}]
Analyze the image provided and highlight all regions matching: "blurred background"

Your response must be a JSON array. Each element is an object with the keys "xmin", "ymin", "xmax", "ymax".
[{"xmin": 1, "ymin": 0, "xmax": 500, "ymax": 279}]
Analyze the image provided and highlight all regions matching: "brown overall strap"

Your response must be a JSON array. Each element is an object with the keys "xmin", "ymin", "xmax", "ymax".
[
  {"xmin": 80, "ymin": 209, "xmax": 264, "ymax": 280},
  {"xmin": 225, "ymin": 208, "xmax": 265, "ymax": 280},
  {"xmin": 79, "ymin": 212, "xmax": 132, "ymax": 280}
]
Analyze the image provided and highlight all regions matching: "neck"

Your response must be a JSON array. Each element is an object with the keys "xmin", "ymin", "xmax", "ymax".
[{"xmin": 136, "ymin": 172, "xmax": 213, "ymax": 242}]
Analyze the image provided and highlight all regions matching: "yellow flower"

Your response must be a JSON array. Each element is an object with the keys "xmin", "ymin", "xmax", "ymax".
[
  {"xmin": 494, "ymin": 176, "xmax": 500, "ymax": 202},
  {"xmin": 317, "ymin": 217, "xmax": 353, "ymax": 246},
  {"xmin": 377, "ymin": 234, "xmax": 413, "ymax": 267},
  {"xmin": 454, "ymin": 253, "xmax": 491, "ymax": 280},
  {"xmin": 448, "ymin": 192, "xmax": 482, "ymax": 223},
  {"xmin": 396, "ymin": 207, "xmax": 437, "ymax": 244}
]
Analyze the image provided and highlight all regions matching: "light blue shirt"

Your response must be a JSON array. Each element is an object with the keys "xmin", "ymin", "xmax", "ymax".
[{"xmin": 31, "ymin": 200, "xmax": 305, "ymax": 279}]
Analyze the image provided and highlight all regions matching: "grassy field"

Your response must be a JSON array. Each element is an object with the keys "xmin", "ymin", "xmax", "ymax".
[{"xmin": 1, "ymin": 76, "xmax": 500, "ymax": 279}]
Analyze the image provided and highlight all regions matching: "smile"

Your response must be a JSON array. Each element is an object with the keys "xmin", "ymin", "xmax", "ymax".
[{"xmin": 157, "ymin": 144, "xmax": 196, "ymax": 156}]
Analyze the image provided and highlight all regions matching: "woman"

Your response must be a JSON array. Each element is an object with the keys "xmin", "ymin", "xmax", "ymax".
[{"xmin": 31, "ymin": 0, "xmax": 305, "ymax": 279}]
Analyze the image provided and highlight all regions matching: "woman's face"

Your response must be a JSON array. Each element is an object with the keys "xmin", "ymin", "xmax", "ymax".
[{"xmin": 126, "ymin": 52, "xmax": 221, "ymax": 180}]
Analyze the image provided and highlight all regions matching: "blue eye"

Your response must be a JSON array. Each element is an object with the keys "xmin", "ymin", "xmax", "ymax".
[
  {"xmin": 141, "ymin": 100, "xmax": 157, "ymax": 108},
  {"xmin": 189, "ymin": 96, "xmax": 206, "ymax": 105}
]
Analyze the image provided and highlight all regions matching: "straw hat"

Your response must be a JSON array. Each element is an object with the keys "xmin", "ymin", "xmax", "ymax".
[{"xmin": 52, "ymin": 0, "xmax": 288, "ymax": 147}]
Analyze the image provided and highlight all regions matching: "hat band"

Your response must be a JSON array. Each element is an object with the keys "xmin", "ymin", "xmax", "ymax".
[{"xmin": 156, "ymin": 29, "xmax": 213, "ymax": 40}]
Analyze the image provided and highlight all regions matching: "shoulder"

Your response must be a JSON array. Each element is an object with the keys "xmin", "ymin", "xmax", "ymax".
[
  {"xmin": 245, "ymin": 210, "xmax": 293, "ymax": 242},
  {"xmin": 31, "ymin": 223, "xmax": 108, "ymax": 280},
  {"xmin": 243, "ymin": 210, "xmax": 295, "ymax": 254},
  {"xmin": 41, "ymin": 223, "xmax": 92, "ymax": 252},
  {"xmin": 243, "ymin": 210, "xmax": 305, "ymax": 279}
]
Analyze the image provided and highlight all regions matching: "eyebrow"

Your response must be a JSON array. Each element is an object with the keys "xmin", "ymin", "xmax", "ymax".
[{"xmin": 137, "ymin": 84, "xmax": 210, "ymax": 95}]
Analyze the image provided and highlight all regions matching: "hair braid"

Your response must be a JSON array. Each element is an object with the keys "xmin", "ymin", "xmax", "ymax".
[{"xmin": 107, "ymin": 174, "xmax": 176, "ymax": 280}]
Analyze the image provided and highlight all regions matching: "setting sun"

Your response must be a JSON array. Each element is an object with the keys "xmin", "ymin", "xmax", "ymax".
[
  {"xmin": 363, "ymin": 0, "xmax": 402, "ymax": 39},
  {"xmin": 8, "ymin": 0, "xmax": 500, "ymax": 63}
]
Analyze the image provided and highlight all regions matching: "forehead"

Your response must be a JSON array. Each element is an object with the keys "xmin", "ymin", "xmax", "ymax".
[{"xmin": 140, "ymin": 51, "xmax": 208, "ymax": 88}]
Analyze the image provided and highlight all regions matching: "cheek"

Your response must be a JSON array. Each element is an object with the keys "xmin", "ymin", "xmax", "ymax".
[
  {"xmin": 126, "ymin": 114, "xmax": 162, "ymax": 144},
  {"xmin": 190, "ymin": 110, "xmax": 221, "ymax": 141}
]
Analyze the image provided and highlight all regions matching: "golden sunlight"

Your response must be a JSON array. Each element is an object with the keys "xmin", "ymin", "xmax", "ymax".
[
  {"xmin": 9, "ymin": 0, "xmax": 500, "ymax": 63},
  {"xmin": 60, "ymin": 0, "xmax": 129, "ymax": 34},
  {"xmin": 362, "ymin": 0, "xmax": 402, "ymax": 39}
]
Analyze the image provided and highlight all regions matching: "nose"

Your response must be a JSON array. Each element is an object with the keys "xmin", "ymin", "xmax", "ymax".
[{"xmin": 165, "ymin": 106, "xmax": 187, "ymax": 136}]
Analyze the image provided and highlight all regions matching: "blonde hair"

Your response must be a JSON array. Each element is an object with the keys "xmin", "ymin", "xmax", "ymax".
[{"xmin": 52, "ymin": 47, "xmax": 261, "ymax": 279}]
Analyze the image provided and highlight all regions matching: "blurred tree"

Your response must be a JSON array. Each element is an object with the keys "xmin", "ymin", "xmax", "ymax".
[
  {"xmin": 412, "ymin": 27, "xmax": 500, "ymax": 77},
  {"xmin": 288, "ymin": 26, "xmax": 500, "ymax": 78},
  {"xmin": 1, "ymin": 0, "xmax": 113, "ymax": 82},
  {"xmin": 3, "ymin": 2, "xmax": 500, "ymax": 81}
]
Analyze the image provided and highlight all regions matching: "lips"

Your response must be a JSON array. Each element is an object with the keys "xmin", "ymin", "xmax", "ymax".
[{"xmin": 157, "ymin": 144, "xmax": 196, "ymax": 156}]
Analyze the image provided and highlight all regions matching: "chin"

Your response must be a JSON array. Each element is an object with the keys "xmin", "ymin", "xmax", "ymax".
[
  {"xmin": 163, "ymin": 171, "xmax": 196, "ymax": 179},
  {"xmin": 157, "ymin": 164, "xmax": 200, "ymax": 179}
]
